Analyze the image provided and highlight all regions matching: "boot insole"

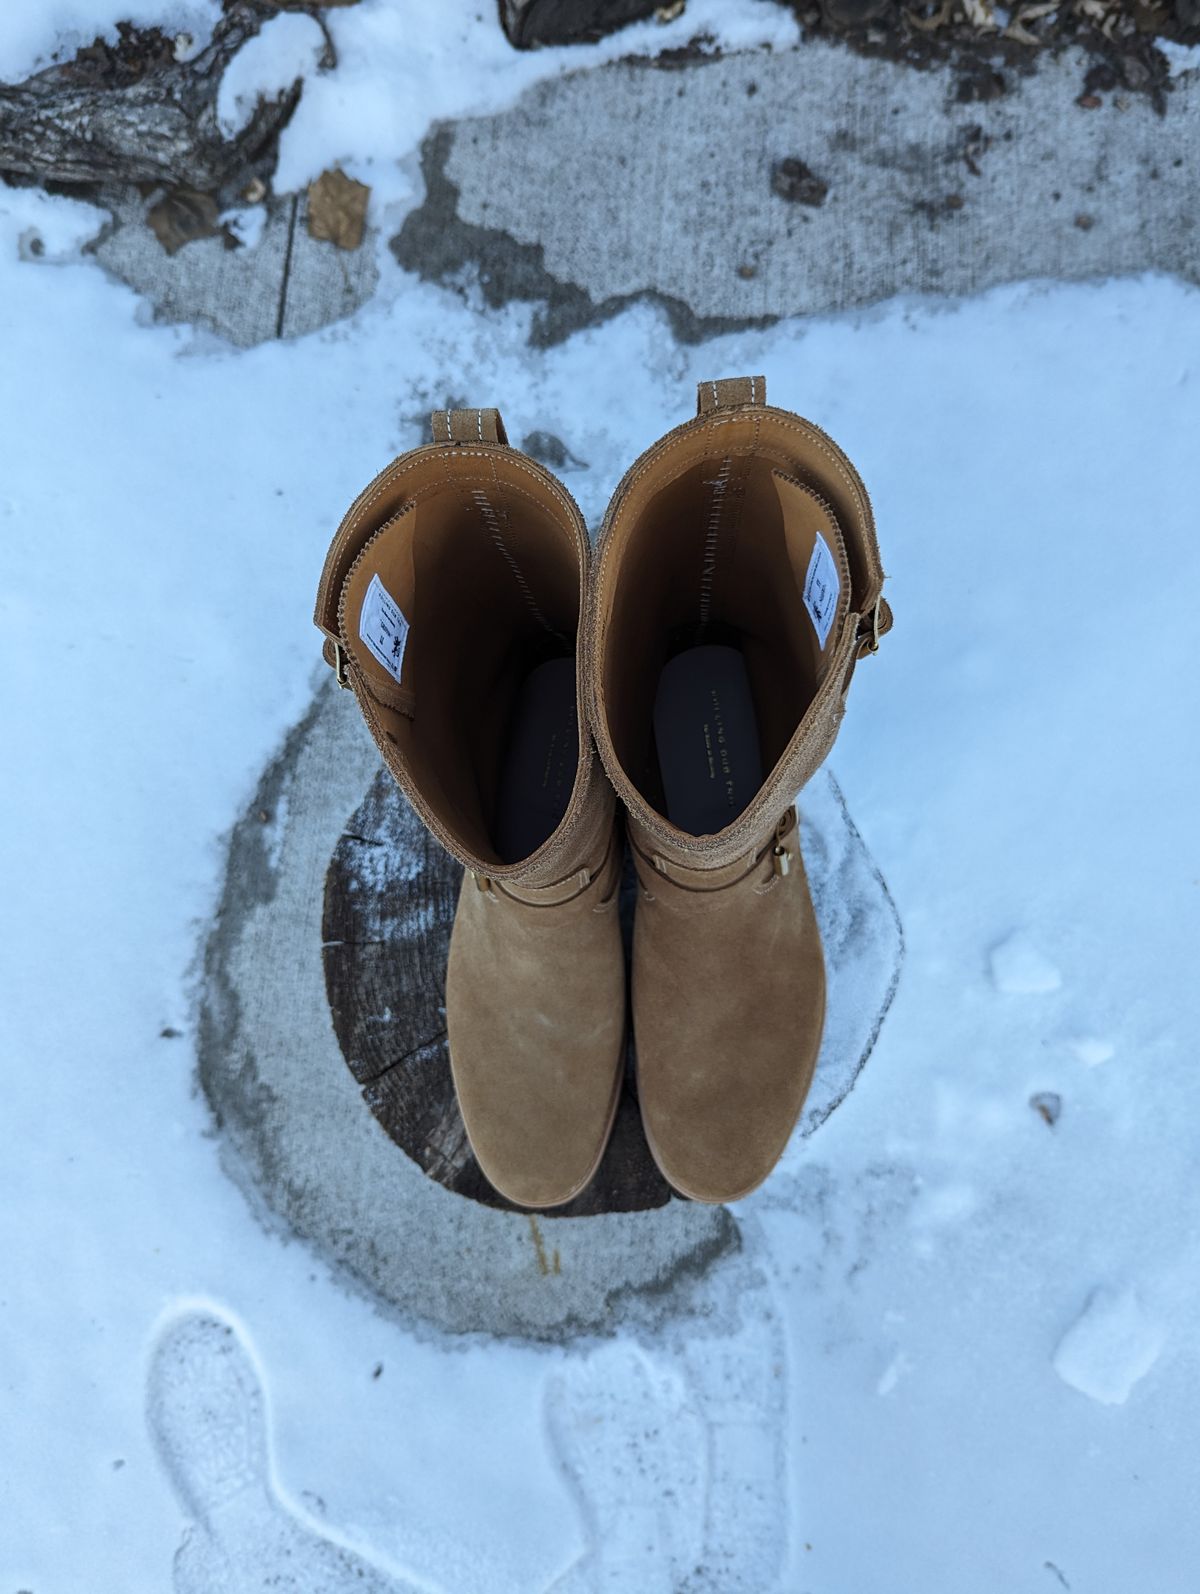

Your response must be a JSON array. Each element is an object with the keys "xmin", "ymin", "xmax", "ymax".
[
  {"xmin": 653, "ymin": 644, "xmax": 763, "ymax": 836},
  {"xmin": 494, "ymin": 656, "xmax": 578, "ymax": 863}
]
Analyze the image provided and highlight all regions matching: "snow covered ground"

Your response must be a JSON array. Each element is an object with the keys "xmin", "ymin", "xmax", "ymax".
[{"xmin": 3, "ymin": 5, "xmax": 1200, "ymax": 1592}]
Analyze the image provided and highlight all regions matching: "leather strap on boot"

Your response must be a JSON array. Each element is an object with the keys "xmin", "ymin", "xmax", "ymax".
[
  {"xmin": 430, "ymin": 408, "xmax": 508, "ymax": 446},
  {"xmin": 470, "ymin": 825, "xmax": 621, "ymax": 912},
  {"xmin": 697, "ymin": 375, "xmax": 767, "ymax": 414},
  {"xmin": 629, "ymin": 808, "xmax": 799, "ymax": 902}
]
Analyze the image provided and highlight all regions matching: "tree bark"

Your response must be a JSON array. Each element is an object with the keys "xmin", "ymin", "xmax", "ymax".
[{"xmin": 0, "ymin": 5, "xmax": 299, "ymax": 191}]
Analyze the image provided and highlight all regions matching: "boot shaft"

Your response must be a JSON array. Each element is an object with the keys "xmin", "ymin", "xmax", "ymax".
[
  {"xmin": 316, "ymin": 408, "xmax": 611, "ymax": 888},
  {"xmin": 587, "ymin": 376, "xmax": 891, "ymax": 872}
]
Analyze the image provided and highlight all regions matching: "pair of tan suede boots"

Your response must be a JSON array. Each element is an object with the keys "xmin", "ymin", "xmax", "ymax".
[{"xmin": 315, "ymin": 376, "xmax": 890, "ymax": 1210}]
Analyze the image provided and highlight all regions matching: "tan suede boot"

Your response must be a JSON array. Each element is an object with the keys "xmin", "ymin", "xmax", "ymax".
[
  {"xmin": 587, "ymin": 377, "xmax": 891, "ymax": 1204},
  {"xmin": 315, "ymin": 408, "xmax": 624, "ymax": 1210}
]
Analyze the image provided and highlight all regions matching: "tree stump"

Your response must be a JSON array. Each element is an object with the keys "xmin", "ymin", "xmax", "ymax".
[
  {"xmin": 200, "ymin": 685, "xmax": 901, "ymax": 1335},
  {"xmin": 322, "ymin": 757, "xmax": 902, "ymax": 1218}
]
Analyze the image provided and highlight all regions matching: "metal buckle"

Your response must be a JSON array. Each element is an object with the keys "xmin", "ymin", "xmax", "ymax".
[{"xmin": 332, "ymin": 640, "xmax": 351, "ymax": 690}]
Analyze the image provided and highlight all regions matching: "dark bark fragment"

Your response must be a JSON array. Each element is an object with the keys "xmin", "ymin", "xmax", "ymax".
[{"xmin": 0, "ymin": 6, "xmax": 301, "ymax": 191}]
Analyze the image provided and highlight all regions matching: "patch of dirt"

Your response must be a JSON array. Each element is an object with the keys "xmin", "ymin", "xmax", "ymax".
[
  {"xmin": 771, "ymin": 155, "xmax": 830, "ymax": 204},
  {"xmin": 789, "ymin": 1, "xmax": 1200, "ymax": 113},
  {"xmin": 59, "ymin": 21, "xmax": 178, "ymax": 87}
]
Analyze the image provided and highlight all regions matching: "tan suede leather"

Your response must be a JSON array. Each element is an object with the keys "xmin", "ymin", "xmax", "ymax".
[
  {"xmin": 316, "ymin": 409, "xmax": 625, "ymax": 1210},
  {"xmin": 587, "ymin": 377, "xmax": 890, "ymax": 1203}
]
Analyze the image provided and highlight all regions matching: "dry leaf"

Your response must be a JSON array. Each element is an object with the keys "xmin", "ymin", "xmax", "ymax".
[
  {"xmin": 306, "ymin": 168, "xmax": 370, "ymax": 251},
  {"xmin": 907, "ymin": 2, "xmax": 954, "ymax": 34},
  {"xmin": 1030, "ymin": 1091, "xmax": 1063, "ymax": 1126},
  {"xmin": 771, "ymin": 157, "xmax": 829, "ymax": 206},
  {"xmin": 147, "ymin": 189, "xmax": 220, "ymax": 255}
]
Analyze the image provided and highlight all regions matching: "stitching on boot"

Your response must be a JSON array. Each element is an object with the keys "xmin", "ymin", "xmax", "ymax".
[
  {"xmin": 482, "ymin": 442, "xmax": 569, "ymax": 646},
  {"xmin": 593, "ymin": 413, "xmax": 877, "ymax": 608},
  {"xmin": 699, "ymin": 456, "xmax": 732, "ymax": 632},
  {"xmin": 470, "ymin": 486, "xmax": 559, "ymax": 636},
  {"xmin": 319, "ymin": 445, "xmax": 587, "ymax": 627}
]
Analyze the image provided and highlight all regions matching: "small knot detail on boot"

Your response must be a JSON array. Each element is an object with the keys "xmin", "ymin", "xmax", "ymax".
[
  {"xmin": 593, "ymin": 873, "xmax": 620, "ymax": 913},
  {"xmin": 857, "ymin": 594, "xmax": 884, "ymax": 656}
]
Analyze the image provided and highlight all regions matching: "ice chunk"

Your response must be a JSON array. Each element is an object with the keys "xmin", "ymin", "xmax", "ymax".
[
  {"xmin": 1053, "ymin": 1288, "xmax": 1163, "ymax": 1406},
  {"xmin": 1067, "ymin": 1035, "xmax": 1115, "ymax": 1068}
]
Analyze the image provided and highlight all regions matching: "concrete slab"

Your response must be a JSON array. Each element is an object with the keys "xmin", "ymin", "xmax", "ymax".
[
  {"xmin": 395, "ymin": 41, "xmax": 1200, "ymax": 341},
  {"xmin": 89, "ymin": 40, "xmax": 1198, "ymax": 351},
  {"xmin": 92, "ymin": 185, "xmax": 378, "ymax": 348}
]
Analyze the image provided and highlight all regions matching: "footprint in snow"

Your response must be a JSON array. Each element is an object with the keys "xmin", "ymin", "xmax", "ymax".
[
  {"xmin": 677, "ymin": 1298, "xmax": 789, "ymax": 1594},
  {"xmin": 989, "ymin": 931, "xmax": 1062, "ymax": 995},
  {"xmin": 545, "ymin": 1279, "xmax": 788, "ymax": 1593},
  {"xmin": 147, "ymin": 1310, "xmax": 425, "ymax": 1594},
  {"xmin": 544, "ymin": 1346, "xmax": 701, "ymax": 1594},
  {"xmin": 1053, "ymin": 1287, "xmax": 1164, "ymax": 1406}
]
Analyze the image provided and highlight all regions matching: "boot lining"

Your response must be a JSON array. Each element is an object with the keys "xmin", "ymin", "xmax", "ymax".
[
  {"xmin": 603, "ymin": 442, "xmax": 852, "ymax": 833},
  {"xmin": 342, "ymin": 465, "xmax": 581, "ymax": 864}
]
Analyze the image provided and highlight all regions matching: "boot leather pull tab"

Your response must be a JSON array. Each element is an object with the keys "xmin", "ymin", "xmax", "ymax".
[
  {"xmin": 430, "ymin": 408, "xmax": 508, "ymax": 446},
  {"xmin": 697, "ymin": 375, "xmax": 766, "ymax": 415}
]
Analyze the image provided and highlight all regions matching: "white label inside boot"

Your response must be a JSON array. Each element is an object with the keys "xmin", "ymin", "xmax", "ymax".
[
  {"xmin": 359, "ymin": 572, "xmax": 409, "ymax": 684},
  {"xmin": 803, "ymin": 531, "xmax": 840, "ymax": 650}
]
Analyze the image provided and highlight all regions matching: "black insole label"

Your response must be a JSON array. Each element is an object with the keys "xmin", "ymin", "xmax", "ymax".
[
  {"xmin": 493, "ymin": 657, "xmax": 577, "ymax": 863},
  {"xmin": 653, "ymin": 645, "xmax": 763, "ymax": 837}
]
